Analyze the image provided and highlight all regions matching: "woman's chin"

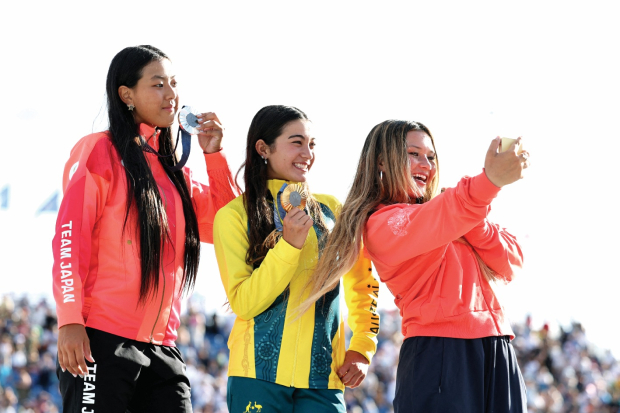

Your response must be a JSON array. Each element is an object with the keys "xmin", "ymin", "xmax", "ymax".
[
  {"xmin": 409, "ymin": 185, "xmax": 425, "ymax": 199},
  {"xmin": 160, "ymin": 120, "xmax": 175, "ymax": 128},
  {"xmin": 287, "ymin": 170, "xmax": 309, "ymax": 183},
  {"xmin": 155, "ymin": 114, "xmax": 176, "ymax": 129}
]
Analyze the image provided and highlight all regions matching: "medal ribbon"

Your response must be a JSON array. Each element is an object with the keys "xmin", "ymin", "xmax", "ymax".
[
  {"xmin": 273, "ymin": 183, "xmax": 289, "ymax": 232},
  {"xmin": 140, "ymin": 128, "xmax": 191, "ymax": 172},
  {"xmin": 141, "ymin": 105, "xmax": 193, "ymax": 172},
  {"xmin": 170, "ymin": 127, "xmax": 191, "ymax": 171}
]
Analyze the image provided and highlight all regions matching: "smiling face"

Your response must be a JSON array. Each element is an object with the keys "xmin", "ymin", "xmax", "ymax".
[
  {"xmin": 406, "ymin": 130, "xmax": 437, "ymax": 191},
  {"xmin": 258, "ymin": 120, "xmax": 315, "ymax": 182},
  {"xmin": 119, "ymin": 59, "xmax": 179, "ymax": 128}
]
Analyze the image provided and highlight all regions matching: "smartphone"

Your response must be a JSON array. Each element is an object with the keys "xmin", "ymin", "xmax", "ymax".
[{"xmin": 500, "ymin": 137, "xmax": 522, "ymax": 153}]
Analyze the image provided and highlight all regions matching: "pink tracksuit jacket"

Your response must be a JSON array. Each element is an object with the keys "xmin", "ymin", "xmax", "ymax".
[{"xmin": 52, "ymin": 123, "xmax": 237, "ymax": 346}]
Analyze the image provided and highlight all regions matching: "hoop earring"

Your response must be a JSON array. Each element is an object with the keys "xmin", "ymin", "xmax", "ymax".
[{"xmin": 128, "ymin": 104, "xmax": 135, "ymax": 111}]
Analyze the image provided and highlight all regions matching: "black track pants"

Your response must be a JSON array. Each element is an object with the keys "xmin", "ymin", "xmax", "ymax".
[
  {"xmin": 57, "ymin": 328, "xmax": 192, "ymax": 413},
  {"xmin": 393, "ymin": 336, "xmax": 527, "ymax": 413}
]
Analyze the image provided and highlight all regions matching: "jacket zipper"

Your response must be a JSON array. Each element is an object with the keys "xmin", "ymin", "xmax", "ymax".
[
  {"xmin": 149, "ymin": 269, "xmax": 166, "ymax": 343},
  {"xmin": 290, "ymin": 315, "xmax": 303, "ymax": 386}
]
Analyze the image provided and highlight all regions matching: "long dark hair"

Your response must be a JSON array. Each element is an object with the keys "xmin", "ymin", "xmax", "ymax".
[
  {"xmin": 235, "ymin": 105, "xmax": 327, "ymax": 266},
  {"xmin": 106, "ymin": 45, "xmax": 200, "ymax": 303}
]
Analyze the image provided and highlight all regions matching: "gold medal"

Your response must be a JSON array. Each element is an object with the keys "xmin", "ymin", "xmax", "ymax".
[{"xmin": 280, "ymin": 184, "xmax": 308, "ymax": 212}]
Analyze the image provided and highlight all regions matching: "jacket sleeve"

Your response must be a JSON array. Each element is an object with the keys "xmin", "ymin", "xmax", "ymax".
[
  {"xmin": 213, "ymin": 205, "xmax": 301, "ymax": 320},
  {"xmin": 342, "ymin": 249, "xmax": 380, "ymax": 362},
  {"xmin": 365, "ymin": 172, "xmax": 501, "ymax": 267},
  {"xmin": 463, "ymin": 219, "xmax": 523, "ymax": 282},
  {"xmin": 51, "ymin": 137, "xmax": 112, "ymax": 328},
  {"xmin": 185, "ymin": 150, "xmax": 239, "ymax": 244}
]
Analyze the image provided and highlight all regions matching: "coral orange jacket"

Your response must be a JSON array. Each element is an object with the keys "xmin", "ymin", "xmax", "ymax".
[
  {"xmin": 52, "ymin": 124, "xmax": 238, "ymax": 346},
  {"xmin": 364, "ymin": 172, "xmax": 523, "ymax": 340}
]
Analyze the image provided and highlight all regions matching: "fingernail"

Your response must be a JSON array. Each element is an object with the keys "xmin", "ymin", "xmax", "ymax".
[
  {"xmin": 79, "ymin": 374, "xmax": 84, "ymax": 378},
  {"xmin": 72, "ymin": 373, "xmax": 77, "ymax": 378},
  {"xmin": 61, "ymin": 367, "xmax": 66, "ymax": 373}
]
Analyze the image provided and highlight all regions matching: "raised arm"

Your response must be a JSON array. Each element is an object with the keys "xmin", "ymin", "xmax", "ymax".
[
  {"xmin": 463, "ymin": 219, "xmax": 523, "ymax": 282},
  {"xmin": 366, "ymin": 172, "xmax": 500, "ymax": 266},
  {"xmin": 187, "ymin": 111, "xmax": 240, "ymax": 243},
  {"xmin": 366, "ymin": 137, "xmax": 529, "ymax": 267},
  {"xmin": 185, "ymin": 150, "xmax": 238, "ymax": 243}
]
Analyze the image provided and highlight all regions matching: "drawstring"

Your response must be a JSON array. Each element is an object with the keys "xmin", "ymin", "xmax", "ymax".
[{"xmin": 439, "ymin": 339, "xmax": 445, "ymax": 393}]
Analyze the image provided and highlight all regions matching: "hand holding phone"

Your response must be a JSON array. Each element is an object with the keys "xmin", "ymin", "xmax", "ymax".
[
  {"xmin": 500, "ymin": 137, "xmax": 523, "ymax": 154},
  {"xmin": 485, "ymin": 137, "xmax": 530, "ymax": 187}
]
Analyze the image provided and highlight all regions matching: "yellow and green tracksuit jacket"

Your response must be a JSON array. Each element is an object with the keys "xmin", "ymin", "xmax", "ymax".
[{"xmin": 213, "ymin": 179, "xmax": 379, "ymax": 391}]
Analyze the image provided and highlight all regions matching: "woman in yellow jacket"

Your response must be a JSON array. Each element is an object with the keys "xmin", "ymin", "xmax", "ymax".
[{"xmin": 213, "ymin": 105, "xmax": 379, "ymax": 412}]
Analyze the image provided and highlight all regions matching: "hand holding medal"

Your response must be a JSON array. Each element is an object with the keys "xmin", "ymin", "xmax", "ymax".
[
  {"xmin": 195, "ymin": 111, "xmax": 225, "ymax": 154},
  {"xmin": 178, "ymin": 106, "xmax": 226, "ymax": 153},
  {"xmin": 143, "ymin": 105, "xmax": 199, "ymax": 172},
  {"xmin": 277, "ymin": 183, "xmax": 312, "ymax": 250}
]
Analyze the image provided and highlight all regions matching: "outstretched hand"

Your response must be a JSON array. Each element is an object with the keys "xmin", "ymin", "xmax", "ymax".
[
  {"xmin": 57, "ymin": 324, "xmax": 94, "ymax": 377},
  {"xmin": 336, "ymin": 350, "xmax": 369, "ymax": 388},
  {"xmin": 196, "ymin": 112, "xmax": 225, "ymax": 154},
  {"xmin": 484, "ymin": 137, "xmax": 530, "ymax": 187}
]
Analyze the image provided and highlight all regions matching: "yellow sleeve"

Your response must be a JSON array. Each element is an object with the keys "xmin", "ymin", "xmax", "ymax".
[
  {"xmin": 213, "ymin": 203, "xmax": 301, "ymax": 320},
  {"xmin": 343, "ymin": 251, "xmax": 380, "ymax": 363}
]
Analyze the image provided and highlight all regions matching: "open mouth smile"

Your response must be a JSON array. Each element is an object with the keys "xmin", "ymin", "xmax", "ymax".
[{"xmin": 413, "ymin": 174, "xmax": 428, "ymax": 185}]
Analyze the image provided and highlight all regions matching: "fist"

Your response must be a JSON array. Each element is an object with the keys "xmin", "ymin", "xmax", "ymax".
[
  {"xmin": 282, "ymin": 208, "xmax": 313, "ymax": 249},
  {"xmin": 484, "ymin": 137, "xmax": 530, "ymax": 187}
]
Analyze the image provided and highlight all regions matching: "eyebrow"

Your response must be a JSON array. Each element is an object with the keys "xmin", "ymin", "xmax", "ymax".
[
  {"xmin": 151, "ymin": 75, "xmax": 175, "ymax": 80},
  {"xmin": 288, "ymin": 135, "xmax": 309, "ymax": 140},
  {"xmin": 408, "ymin": 144, "xmax": 435, "ymax": 155}
]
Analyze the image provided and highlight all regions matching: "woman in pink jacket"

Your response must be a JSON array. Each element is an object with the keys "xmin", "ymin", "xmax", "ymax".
[
  {"xmin": 51, "ymin": 45, "xmax": 237, "ymax": 413},
  {"xmin": 300, "ymin": 120, "xmax": 530, "ymax": 412}
]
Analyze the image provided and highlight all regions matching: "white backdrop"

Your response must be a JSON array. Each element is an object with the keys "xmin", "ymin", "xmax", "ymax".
[{"xmin": 1, "ymin": 1, "xmax": 619, "ymax": 355}]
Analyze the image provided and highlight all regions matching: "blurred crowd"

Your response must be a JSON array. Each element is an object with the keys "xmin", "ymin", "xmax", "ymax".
[{"xmin": 1, "ymin": 293, "xmax": 619, "ymax": 413}]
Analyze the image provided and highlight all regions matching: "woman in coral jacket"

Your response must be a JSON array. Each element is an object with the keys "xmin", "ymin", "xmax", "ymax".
[
  {"xmin": 213, "ymin": 105, "xmax": 379, "ymax": 413},
  {"xmin": 302, "ymin": 120, "xmax": 531, "ymax": 412},
  {"xmin": 51, "ymin": 45, "xmax": 237, "ymax": 413}
]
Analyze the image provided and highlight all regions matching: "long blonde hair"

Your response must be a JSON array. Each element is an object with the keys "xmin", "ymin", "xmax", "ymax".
[{"xmin": 296, "ymin": 120, "xmax": 440, "ymax": 316}]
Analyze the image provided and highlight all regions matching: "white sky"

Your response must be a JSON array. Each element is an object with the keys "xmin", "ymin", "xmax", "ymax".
[{"xmin": 1, "ymin": 1, "xmax": 619, "ymax": 355}]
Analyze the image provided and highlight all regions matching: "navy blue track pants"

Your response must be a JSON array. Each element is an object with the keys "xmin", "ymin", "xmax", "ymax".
[{"xmin": 394, "ymin": 336, "xmax": 527, "ymax": 413}]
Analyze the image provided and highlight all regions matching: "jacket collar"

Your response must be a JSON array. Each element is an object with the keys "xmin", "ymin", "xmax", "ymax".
[
  {"xmin": 138, "ymin": 123, "xmax": 160, "ymax": 150},
  {"xmin": 267, "ymin": 179, "xmax": 301, "ymax": 200}
]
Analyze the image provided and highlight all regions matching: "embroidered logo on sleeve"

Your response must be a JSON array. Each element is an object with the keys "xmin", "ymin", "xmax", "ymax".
[{"xmin": 387, "ymin": 209, "xmax": 409, "ymax": 236}]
